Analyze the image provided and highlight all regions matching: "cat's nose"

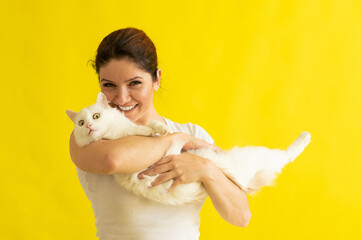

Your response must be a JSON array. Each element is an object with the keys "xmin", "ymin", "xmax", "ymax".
[{"xmin": 86, "ymin": 123, "xmax": 92, "ymax": 129}]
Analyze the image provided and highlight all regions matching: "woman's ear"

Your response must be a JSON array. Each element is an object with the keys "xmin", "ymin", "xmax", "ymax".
[{"xmin": 153, "ymin": 68, "xmax": 162, "ymax": 91}]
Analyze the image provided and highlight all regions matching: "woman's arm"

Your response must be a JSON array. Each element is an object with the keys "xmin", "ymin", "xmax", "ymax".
[
  {"xmin": 69, "ymin": 132, "xmax": 175, "ymax": 174},
  {"xmin": 138, "ymin": 152, "xmax": 251, "ymax": 227},
  {"xmin": 69, "ymin": 132, "xmax": 218, "ymax": 174},
  {"xmin": 201, "ymin": 158, "xmax": 252, "ymax": 227}
]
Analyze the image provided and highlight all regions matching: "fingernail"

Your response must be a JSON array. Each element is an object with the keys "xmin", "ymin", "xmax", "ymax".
[{"xmin": 138, "ymin": 173, "xmax": 143, "ymax": 179}]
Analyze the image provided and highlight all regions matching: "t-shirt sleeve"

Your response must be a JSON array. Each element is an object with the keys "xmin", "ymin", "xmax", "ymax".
[{"xmin": 186, "ymin": 123, "xmax": 215, "ymax": 145}]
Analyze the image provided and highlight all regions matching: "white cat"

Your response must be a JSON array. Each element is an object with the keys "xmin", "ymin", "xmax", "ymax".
[{"xmin": 66, "ymin": 92, "xmax": 311, "ymax": 205}]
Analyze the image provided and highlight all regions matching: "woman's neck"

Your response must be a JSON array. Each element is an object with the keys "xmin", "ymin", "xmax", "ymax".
[{"xmin": 135, "ymin": 107, "xmax": 165, "ymax": 126}]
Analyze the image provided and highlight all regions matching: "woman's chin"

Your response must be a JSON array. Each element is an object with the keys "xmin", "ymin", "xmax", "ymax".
[
  {"xmin": 122, "ymin": 109, "xmax": 139, "ymax": 122},
  {"xmin": 115, "ymin": 105, "xmax": 146, "ymax": 124}
]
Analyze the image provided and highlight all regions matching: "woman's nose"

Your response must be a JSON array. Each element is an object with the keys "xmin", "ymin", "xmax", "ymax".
[{"xmin": 116, "ymin": 88, "xmax": 131, "ymax": 105}]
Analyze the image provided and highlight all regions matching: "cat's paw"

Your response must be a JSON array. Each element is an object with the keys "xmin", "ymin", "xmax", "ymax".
[
  {"xmin": 147, "ymin": 120, "xmax": 171, "ymax": 135},
  {"xmin": 145, "ymin": 128, "xmax": 157, "ymax": 137},
  {"xmin": 130, "ymin": 125, "xmax": 157, "ymax": 137},
  {"xmin": 301, "ymin": 131, "xmax": 311, "ymax": 144}
]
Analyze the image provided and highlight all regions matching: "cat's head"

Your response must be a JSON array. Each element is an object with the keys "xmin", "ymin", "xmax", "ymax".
[{"xmin": 66, "ymin": 92, "xmax": 121, "ymax": 147}]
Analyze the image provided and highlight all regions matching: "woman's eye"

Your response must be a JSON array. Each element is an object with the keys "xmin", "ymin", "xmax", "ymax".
[
  {"xmin": 93, "ymin": 113, "xmax": 100, "ymax": 119},
  {"xmin": 103, "ymin": 83, "xmax": 115, "ymax": 87},
  {"xmin": 129, "ymin": 81, "xmax": 141, "ymax": 86}
]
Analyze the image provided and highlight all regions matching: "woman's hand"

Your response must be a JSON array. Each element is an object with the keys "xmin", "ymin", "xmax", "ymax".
[
  {"xmin": 138, "ymin": 152, "xmax": 214, "ymax": 192},
  {"xmin": 172, "ymin": 132, "xmax": 222, "ymax": 153},
  {"xmin": 138, "ymin": 133, "xmax": 221, "ymax": 191},
  {"xmin": 138, "ymin": 138, "xmax": 251, "ymax": 227},
  {"xmin": 138, "ymin": 133, "xmax": 251, "ymax": 227}
]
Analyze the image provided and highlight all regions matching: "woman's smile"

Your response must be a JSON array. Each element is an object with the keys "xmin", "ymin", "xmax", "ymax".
[
  {"xmin": 116, "ymin": 104, "xmax": 139, "ymax": 115},
  {"xmin": 117, "ymin": 104, "xmax": 138, "ymax": 112}
]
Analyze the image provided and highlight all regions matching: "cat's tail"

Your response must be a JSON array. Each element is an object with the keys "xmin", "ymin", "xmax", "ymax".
[{"xmin": 285, "ymin": 131, "xmax": 311, "ymax": 162}]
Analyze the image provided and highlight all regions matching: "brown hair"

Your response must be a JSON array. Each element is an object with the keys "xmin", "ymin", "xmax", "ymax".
[{"xmin": 91, "ymin": 27, "xmax": 158, "ymax": 81}]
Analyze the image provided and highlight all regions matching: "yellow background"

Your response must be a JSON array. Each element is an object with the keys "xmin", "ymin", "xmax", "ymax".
[{"xmin": 1, "ymin": 0, "xmax": 360, "ymax": 239}]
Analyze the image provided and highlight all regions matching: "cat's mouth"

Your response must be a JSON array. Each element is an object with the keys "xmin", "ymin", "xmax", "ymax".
[{"xmin": 88, "ymin": 129, "xmax": 96, "ymax": 135}]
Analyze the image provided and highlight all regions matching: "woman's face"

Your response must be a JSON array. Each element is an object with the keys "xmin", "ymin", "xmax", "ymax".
[{"xmin": 99, "ymin": 58, "xmax": 160, "ymax": 125}]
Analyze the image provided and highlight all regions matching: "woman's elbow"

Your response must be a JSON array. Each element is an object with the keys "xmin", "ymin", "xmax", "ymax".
[
  {"xmin": 104, "ymin": 152, "xmax": 120, "ymax": 174},
  {"xmin": 239, "ymin": 210, "xmax": 252, "ymax": 228},
  {"xmin": 232, "ymin": 210, "xmax": 251, "ymax": 228}
]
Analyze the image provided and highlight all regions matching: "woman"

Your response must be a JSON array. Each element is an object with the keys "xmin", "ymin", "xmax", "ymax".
[{"xmin": 69, "ymin": 27, "xmax": 251, "ymax": 240}]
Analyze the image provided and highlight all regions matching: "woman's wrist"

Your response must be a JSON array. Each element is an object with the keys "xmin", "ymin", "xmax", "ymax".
[
  {"xmin": 199, "ymin": 157, "xmax": 219, "ymax": 183},
  {"xmin": 168, "ymin": 132, "xmax": 186, "ymax": 142}
]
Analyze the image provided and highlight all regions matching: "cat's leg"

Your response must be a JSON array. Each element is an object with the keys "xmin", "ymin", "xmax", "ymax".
[
  {"xmin": 146, "ymin": 120, "xmax": 171, "ymax": 135},
  {"xmin": 244, "ymin": 170, "xmax": 277, "ymax": 193},
  {"xmin": 285, "ymin": 131, "xmax": 311, "ymax": 162}
]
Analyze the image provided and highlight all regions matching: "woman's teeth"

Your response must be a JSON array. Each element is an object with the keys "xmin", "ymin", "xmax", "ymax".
[{"xmin": 118, "ymin": 104, "xmax": 137, "ymax": 111}]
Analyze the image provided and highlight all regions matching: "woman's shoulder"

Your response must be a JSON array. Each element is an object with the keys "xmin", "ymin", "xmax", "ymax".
[{"xmin": 162, "ymin": 117, "xmax": 214, "ymax": 144}]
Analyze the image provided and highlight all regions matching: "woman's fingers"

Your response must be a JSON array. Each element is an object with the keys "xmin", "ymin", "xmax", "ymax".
[
  {"xmin": 181, "ymin": 135, "xmax": 223, "ymax": 153},
  {"xmin": 150, "ymin": 170, "xmax": 179, "ymax": 187},
  {"xmin": 153, "ymin": 155, "xmax": 174, "ymax": 166},
  {"xmin": 138, "ymin": 156, "xmax": 174, "ymax": 178},
  {"xmin": 213, "ymin": 145, "xmax": 222, "ymax": 153},
  {"xmin": 137, "ymin": 152, "xmax": 211, "ymax": 192},
  {"xmin": 168, "ymin": 179, "xmax": 182, "ymax": 192}
]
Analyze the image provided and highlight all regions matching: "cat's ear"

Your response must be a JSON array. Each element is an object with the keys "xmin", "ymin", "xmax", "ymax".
[
  {"xmin": 96, "ymin": 92, "xmax": 110, "ymax": 108},
  {"xmin": 66, "ymin": 110, "xmax": 77, "ymax": 123}
]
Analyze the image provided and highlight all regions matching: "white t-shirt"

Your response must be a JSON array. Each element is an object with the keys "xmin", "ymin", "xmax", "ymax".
[{"xmin": 75, "ymin": 117, "xmax": 214, "ymax": 240}]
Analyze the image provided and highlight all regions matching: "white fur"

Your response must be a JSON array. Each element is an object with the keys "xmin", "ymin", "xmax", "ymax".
[{"xmin": 66, "ymin": 92, "xmax": 311, "ymax": 205}]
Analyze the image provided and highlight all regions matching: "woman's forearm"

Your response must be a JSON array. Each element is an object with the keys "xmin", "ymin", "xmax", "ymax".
[
  {"xmin": 202, "ymin": 160, "xmax": 252, "ymax": 227},
  {"xmin": 107, "ymin": 134, "xmax": 176, "ymax": 174},
  {"xmin": 69, "ymin": 132, "xmax": 177, "ymax": 175}
]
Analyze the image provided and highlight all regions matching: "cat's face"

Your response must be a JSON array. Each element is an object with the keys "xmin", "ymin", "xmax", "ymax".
[
  {"xmin": 99, "ymin": 58, "xmax": 161, "ymax": 125},
  {"xmin": 66, "ymin": 93, "xmax": 119, "ymax": 146}
]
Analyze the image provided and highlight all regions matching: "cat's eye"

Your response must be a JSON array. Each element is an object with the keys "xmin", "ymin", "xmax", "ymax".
[
  {"xmin": 78, "ymin": 120, "xmax": 85, "ymax": 126},
  {"xmin": 93, "ymin": 113, "xmax": 100, "ymax": 119}
]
